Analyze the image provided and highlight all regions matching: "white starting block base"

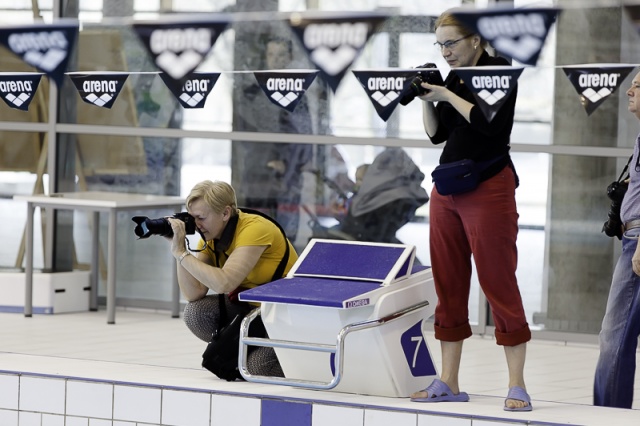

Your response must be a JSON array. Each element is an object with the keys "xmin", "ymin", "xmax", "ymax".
[
  {"xmin": 240, "ymin": 239, "xmax": 439, "ymax": 398},
  {"xmin": 261, "ymin": 268, "xmax": 437, "ymax": 397},
  {"xmin": 0, "ymin": 270, "xmax": 90, "ymax": 314}
]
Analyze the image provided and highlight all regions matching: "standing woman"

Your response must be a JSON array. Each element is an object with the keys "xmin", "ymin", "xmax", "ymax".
[{"xmin": 410, "ymin": 9, "xmax": 532, "ymax": 411}]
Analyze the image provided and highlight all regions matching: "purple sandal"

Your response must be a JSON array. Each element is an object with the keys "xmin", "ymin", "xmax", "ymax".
[
  {"xmin": 504, "ymin": 386, "xmax": 533, "ymax": 411},
  {"xmin": 410, "ymin": 379, "xmax": 470, "ymax": 403}
]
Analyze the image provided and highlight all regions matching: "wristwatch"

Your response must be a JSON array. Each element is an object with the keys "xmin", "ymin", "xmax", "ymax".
[{"xmin": 178, "ymin": 250, "xmax": 191, "ymax": 264}]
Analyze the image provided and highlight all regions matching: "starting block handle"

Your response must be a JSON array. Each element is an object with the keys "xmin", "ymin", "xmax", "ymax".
[{"xmin": 238, "ymin": 300, "xmax": 430, "ymax": 390}]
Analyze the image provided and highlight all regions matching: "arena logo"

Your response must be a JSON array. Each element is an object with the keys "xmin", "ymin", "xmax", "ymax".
[
  {"xmin": 159, "ymin": 72, "xmax": 219, "ymax": 109},
  {"xmin": 266, "ymin": 77, "xmax": 306, "ymax": 92},
  {"xmin": 471, "ymin": 75, "xmax": 512, "ymax": 106},
  {"xmin": 367, "ymin": 76, "xmax": 405, "ymax": 92},
  {"xmin": 471, "ymin": 75, "xmax": 512, "ymax": 90},
  {"xmin": 451, "ymin": 8, "xmax": 559, "ymax": 66},
  {"xmin": 303, "ymin": 22, "xmax": 369, "ymax": 76},
  {"xmin": 178, "ymin": 78, "xmax": 210, "ymax": 107},
  {"xmin": 477, "ymin": 13, "xmax": 546, "ymax": 64},
  {"xmin": 455, "ymin": 66, "xmax": 524, "ymax": 122},
  {"xmin": 578, "ymin": 72, "xmax": 620, "ymax": 89},
  {"xmin": 8, "ymin": 31, "xmax": 69, "ymax": 72},
  {"xmin": 578, "ymin": 73, "xmax": 620, "ymax": 104},
  {"xmin": 366, "ymin": 76, "xmax": 406, "ymax": 107},
  {"xmin": 253, "ymin": 71, "xmax": 316, "ymax": 112},
  {"xmin": 81, "ymin": 80, "xmax": 120, "ymax": 107},
  {"xmin": 0, "ymin": 79, "xmax": 36, "ymax": 109},
  {"xmin": 352, "ymin": 70, "xmax": 416, "ymax": 121},
  {"xmin": 561, "ymin": 65, "xmax": 636, "ymax": 116},
  {"xmin": 264, "ymin": 77, "xmax": 307, "ymax": 108},
  {"xmin": 150, "ymin": 28, "xmax": 212, "ymax": 79},
  {"xmin": 288, "ymin": 13, "xmax": 387, "ymax": 92},
  {"xmin": 477, "ymin": 13, "xmax": 548, "ymax": 40}
]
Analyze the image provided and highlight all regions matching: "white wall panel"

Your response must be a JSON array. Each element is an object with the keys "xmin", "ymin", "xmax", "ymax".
[
  {"xmin": 0, "ymin": 374, "xmax": 19, "ymax": 410},
  {"xmin": 20, "ymin": 376, "xmax": 65, "ymax": 414},
  {"xmin": 211, "ymin": 394, "xmax": 260, "ymax": 426},
  {"xmin": 162, "ymin": 389, "xmax": 210, "ymax": 426},
  {"xmin": 113, "ymin": 385, "xmax": 161, "ymax": 424},
  {"xmin": 67, "ymin": 381, "xmax": 113, "ymax": 419}
]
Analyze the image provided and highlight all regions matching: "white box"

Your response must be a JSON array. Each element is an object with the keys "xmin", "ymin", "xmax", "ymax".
[{"xmin": 0, "ymin": 271, "xmax": 90, "ymax": 314}]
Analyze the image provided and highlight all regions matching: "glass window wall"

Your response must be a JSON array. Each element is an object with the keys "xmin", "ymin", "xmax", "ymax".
[{"xmin": 0, "ymin": 0, "xmax": 635, "ymax": 342}]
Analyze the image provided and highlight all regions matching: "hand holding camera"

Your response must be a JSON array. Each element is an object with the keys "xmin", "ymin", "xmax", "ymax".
[{"xmin": 399, "ymin": 63, "xmax": 445, "ymax": 106}]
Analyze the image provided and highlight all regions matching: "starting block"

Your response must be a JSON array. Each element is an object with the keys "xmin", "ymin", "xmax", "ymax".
[{"xmin": 238, "ymin": 239, "xmax": 439, "ymax": 397}]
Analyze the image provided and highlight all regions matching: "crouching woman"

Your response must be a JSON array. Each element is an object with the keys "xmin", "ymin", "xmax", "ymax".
[{"xmin": 166, "ymin": 180, "xmax": 298, "ymax": 378}]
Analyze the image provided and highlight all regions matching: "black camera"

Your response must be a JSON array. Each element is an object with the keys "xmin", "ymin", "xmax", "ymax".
[
  {"xmin": 399, "ymin": 63, "xmax": 444, "ymax": 106},
  {"xmin": 602, "ymin": 180, "xmax": 628, "ymax": 240},
  {"xmin": 132, "ymin": 212, "xmax": 196, "ymax": 239}
]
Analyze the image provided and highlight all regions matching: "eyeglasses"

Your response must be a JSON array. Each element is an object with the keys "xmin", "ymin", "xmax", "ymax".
[{"xmin": 434, "ymin": 34, "xmax": 473, "ymax": 51}]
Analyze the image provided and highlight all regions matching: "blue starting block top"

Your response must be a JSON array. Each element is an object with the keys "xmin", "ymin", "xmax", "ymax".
[
  {"xmin": 239, "ymin": 239, "xmax": 427, "ymax": 309},
  {"xmin": 291, "ymin": 240, "xmax": 412, "ymax": 283},
  {"xmin": 239, "ymin": 276, "xmax": 381, "ymax": 308}
]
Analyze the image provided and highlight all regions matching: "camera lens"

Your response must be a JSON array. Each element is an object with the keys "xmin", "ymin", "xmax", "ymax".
[
  {"xmin": 132, "ymin": 213, "xmax": 196, "ymax": 239},
  {"xmin": 132, "ymin": 216, "xmax": 173, "ymax": 239}
]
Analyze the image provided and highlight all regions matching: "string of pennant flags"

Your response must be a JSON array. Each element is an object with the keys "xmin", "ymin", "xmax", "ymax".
[{"xmin": 2, "ymin": 5, "xmax": 640, "ymax": 121}]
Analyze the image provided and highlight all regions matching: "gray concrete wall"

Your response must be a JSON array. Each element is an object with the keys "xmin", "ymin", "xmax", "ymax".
[{"xmin": 543, "ymin": 5, "xmax": 635, "ymax": 333}]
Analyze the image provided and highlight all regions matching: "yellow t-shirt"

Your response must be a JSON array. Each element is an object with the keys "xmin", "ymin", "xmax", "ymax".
[{"xmin": 203, "ymin": 210, "xmax": 298, "ymax": 290}]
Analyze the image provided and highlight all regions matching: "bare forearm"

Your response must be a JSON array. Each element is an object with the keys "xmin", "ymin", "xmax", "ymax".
[
  {"xmin": 175, "ymin": 245, "xmax": 267, "ymax": 301},
  {"xmin": 177, "ymin": 252, "xmax": 236, "ymax": 299}
]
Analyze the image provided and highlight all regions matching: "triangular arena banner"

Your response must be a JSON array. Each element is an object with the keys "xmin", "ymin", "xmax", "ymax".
[
  {"xmin": 453, "ymin": 65, "xmax": 524, "ymax": 122},
  {"xmin": 561, "ymin": 64, "xmax": 636, "ymax": 116},
  {"xmin": 132, "ymin": 17, "xmax": 229, "ymax": 87},
  {"xmin": 352, "ymin": 69, "xmax": 425, "ymax": 121},
  {"xmin": 451, "ymin": 7, "xmax": 559, "ymax": 66},
  {"xmin": 0, "ymin": 72, "xmax": 43, "ymax": 111},
  {"xmin": 159, "ymin": 71, "xmax": 220, "ymax": 108},
  {"xmin": 67, "ymin": 72, "xmax": 129, "ymax": 109},
  {"xmin": 288, "ymin": 11, "xmax": 389, "ymax": 93},
  {"xmin": 0, "ymin": 21, "xmax": 78, "ymax": 87},
  {"xmin": 253, "ymin": 70, "xmax": 318, "ymax": 112}
]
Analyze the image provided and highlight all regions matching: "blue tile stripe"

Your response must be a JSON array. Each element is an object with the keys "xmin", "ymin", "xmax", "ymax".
[
  {"xmin": 262, "ymin": 399, "xmax": 312, "ymax": 426},
  {"xmin": 0, "ymin": 306, "xmax": 52, "ymax": 314}
]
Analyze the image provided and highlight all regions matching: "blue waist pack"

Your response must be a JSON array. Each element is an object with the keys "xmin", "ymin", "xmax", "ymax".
[
  {"xmin": 432, "ymin": 156, "xmax": 507, "ymax": 196},
  {"xmin": 431, "ymin": 159, "xmax": 479, "ymax": 195}
]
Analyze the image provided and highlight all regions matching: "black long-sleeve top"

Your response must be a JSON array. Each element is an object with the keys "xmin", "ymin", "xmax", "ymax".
[{"xmin": 429, "ymin": 50, "xmax": 516, "ymax": 180}]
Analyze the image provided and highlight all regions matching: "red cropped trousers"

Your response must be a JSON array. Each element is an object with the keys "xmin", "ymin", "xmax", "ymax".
[{"xmin": 428, "ymin": 165, "xmax": 531, "ymax": 346}]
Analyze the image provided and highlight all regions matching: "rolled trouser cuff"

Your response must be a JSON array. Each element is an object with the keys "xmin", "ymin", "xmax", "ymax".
[
  {"xmin": 495, "ymin": 324, "xmax": 531, "ymax": 346},
  {"xmin": 434, "ymin": 322, "xmax": 473, "ymax": 342}
]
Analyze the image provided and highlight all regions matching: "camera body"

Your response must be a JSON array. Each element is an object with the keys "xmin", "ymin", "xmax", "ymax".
[
  {"xmin": 602, "ymin": 180, "xmax": 628, "ymax": 240},
  {"xmin": 399, "ymin": 63, "xmax": 444, "ymax": 106},
  {"xmin": 132, "ymin": 212, "xmax": 196, "ymax": 239}
]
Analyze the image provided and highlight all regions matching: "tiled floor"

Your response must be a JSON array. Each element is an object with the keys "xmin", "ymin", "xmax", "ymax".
[{"xmin": 1, "ymin": 308, "xmax": 639, "ymax": 425}]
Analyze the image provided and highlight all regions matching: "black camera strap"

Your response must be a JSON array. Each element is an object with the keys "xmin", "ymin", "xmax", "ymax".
[
  {"xmin": 186, "ymin": 228, "xmax": 208, "ymax": 252},
  {"xmin": 215, "ymin": 208, "xmax": 291, "ymax": 333},
  {"xmin": 237, "ymin": 207, "xmax": 290, "ymax": 282},
  {"xmin": 617, "ymin": 155, "xmax": 633, "ymax": 183}
]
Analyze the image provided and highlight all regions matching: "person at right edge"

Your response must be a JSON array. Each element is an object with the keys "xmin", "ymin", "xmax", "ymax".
[
  {"xmin": 409, "ymin": 9, "xmax": 532, "ymax": 411},
  {"xmin": 594, "ymin": 70, "xmax": 640, "ymax": 409}
]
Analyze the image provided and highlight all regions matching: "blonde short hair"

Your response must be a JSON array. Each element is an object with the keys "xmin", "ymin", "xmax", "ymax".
[{"xmin": 186, "ymin": 180, "xmax": 238, "ymax": 216}]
